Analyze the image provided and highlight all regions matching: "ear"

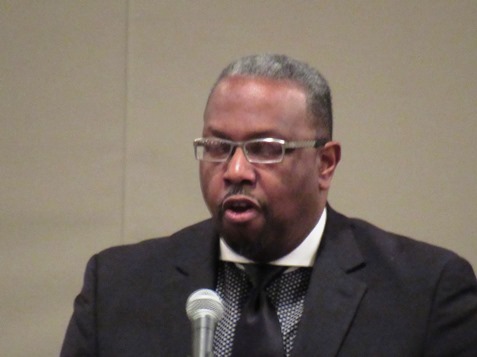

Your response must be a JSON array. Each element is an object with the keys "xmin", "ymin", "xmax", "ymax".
[{"xmin": 317, "ymin": 141, "xmax": 341, "ymax": 190}]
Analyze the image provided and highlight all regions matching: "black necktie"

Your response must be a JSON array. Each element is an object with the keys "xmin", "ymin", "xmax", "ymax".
[{"xmin": 231, "ymin": 264, "xmax": 287, "ymax": 357}]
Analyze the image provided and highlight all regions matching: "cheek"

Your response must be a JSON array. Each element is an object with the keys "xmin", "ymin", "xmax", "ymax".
[
  {"xmin": 269, "ymin": 161, "xmax": 320, "ymax": 206},
  {"xmin": 199, "ymin": 164, "xmax": 222, "ymax": 203},
  {"xmin": 258, "ymin": 171, "xmax": 296, "ymax": 211}
]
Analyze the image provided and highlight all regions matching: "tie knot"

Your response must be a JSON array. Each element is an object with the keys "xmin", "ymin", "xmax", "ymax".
[{"xmin": 243, "ymin": 264, "xmax": 286, "ymax": 289}]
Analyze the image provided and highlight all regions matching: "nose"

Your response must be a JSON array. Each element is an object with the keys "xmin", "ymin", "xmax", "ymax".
[{"xmin": 223, "ymin": 147, "xmax": 256, "ymax": 185}]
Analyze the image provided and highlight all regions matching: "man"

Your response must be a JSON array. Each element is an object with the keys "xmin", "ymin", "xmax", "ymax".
[{"xmin": 61, "ymin": 54, "xmax": 477, "ymax": 356}]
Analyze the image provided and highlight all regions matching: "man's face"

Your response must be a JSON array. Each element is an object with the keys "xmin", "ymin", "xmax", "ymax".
[{"xmin": 200, "ymin": 76, "xmax": 332, "ymax": 262}]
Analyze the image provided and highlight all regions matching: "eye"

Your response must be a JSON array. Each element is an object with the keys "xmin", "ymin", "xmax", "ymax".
[
  {"xmin": 246, "ymin": 141, "xmax": 283, "ymax": 158},
  {"xmin": 204, "ymin": 140, "xmax": 231, "ymax": 158}
]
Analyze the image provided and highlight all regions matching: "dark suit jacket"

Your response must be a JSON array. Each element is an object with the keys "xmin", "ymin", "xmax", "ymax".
[{"xmin": 61, "ymin": 207, "xmax": 477, "ymax": 356}]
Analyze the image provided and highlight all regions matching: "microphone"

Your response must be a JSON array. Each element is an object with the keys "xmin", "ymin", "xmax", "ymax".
[{"xmin": 186, "ymin": 289, "xmax": 224, "ymax": 357}]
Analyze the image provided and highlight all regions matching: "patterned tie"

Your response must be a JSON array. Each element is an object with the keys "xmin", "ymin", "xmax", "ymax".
[{"xmin": 231, "ymin": 264, "xmax": 287, "ymax": 357}]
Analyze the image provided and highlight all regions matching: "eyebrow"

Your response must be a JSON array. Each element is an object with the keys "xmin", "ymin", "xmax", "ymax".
[{"xmin": 204, "ymin": 128, "xmax": 286, "ymax": 141}]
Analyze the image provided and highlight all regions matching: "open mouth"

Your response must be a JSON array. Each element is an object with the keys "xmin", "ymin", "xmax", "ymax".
[
  {"xmin": 226, "ymin": 201, "xmax": 253, "ymax": 212},
  {"xmin": 222, "ymin": 196, "xmax": 260, "ymax": 223}
]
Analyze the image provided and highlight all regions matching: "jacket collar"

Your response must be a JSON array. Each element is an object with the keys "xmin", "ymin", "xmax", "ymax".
[
  {"xmin": 291, "ymin": 206, "xmax": 367, "ymax": 357},
  {"xmin": 171, "ymin": 219, "xmax": 220, "ymax": 293}
]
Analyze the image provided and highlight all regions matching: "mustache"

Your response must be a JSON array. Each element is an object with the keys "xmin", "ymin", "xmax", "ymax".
[{"xmin": 222, "ymin": 185, "xmax": 254, "ymax": 201}]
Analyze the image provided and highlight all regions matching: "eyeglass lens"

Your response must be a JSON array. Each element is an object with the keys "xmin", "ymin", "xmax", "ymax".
[{"xmin": 198, "ymin": 139, "xmax": 284, "ymax": 162}]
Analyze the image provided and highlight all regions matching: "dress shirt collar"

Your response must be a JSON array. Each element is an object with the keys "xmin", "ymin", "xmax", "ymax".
[{"xmin": 219, "ymin": 208, "xmax": 327, "ymax": 267}]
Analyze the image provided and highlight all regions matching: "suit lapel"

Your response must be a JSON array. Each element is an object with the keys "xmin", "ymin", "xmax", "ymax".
[
  {"xmin": 170, "ymin": 220, "xmax": 220, "ymax": 297},
  {"xmin": 147, "ymin": 220, "xmax": 220, "ymax": 356},
  {"xmin": 291, "ymin": 208, "xmax": 367, "ymax": 357}
]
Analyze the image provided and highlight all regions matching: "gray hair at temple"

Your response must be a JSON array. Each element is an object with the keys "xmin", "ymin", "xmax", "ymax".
[{"xmin": 210, "ymin": 54, "xmax": 333, "ymax": 139}]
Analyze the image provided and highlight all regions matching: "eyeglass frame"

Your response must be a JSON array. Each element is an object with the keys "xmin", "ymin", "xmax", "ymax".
[{"xmin": 193, "ymin": 137, "xmax": 329, "ymax": 164}]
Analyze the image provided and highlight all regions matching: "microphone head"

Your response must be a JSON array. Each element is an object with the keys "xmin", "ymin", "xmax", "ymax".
[{"xmin": 186, "ymin": 289, "xmax": 224, "ymax": 321}]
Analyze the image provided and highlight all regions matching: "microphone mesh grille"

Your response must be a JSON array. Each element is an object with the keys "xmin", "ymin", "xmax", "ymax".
[{"xmin": 186, "ymin": 289, "xmax": 224, "ymax": 321}]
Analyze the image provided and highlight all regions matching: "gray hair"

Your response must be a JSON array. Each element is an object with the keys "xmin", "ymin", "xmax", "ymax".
[{"xmin": 210, "ymin": 54, "xmax": 333, "ymax": 138}]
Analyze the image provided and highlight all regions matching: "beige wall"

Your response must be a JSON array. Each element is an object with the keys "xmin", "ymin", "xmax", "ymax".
[{"xmin": 1, "ymin": 1, "xmax": 476, "ymax": 355}]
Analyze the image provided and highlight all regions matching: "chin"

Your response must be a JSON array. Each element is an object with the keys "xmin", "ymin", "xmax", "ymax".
[
  {"xmin": 226, "ymin": 238, "xmax": 266, "ymax": 261},
  {"xmin": 223, "ymin": 228, "xmax": 278, "ymax": 261}
]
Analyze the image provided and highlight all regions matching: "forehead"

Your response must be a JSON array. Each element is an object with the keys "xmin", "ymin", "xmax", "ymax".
[{"xmin": 203, "ymin": 76, "xmax": 313, "ymax": 138}]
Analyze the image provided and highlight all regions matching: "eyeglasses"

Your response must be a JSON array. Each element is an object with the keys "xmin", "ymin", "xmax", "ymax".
[{"xmin": 193, "ymin": 137, "xmax": 328, "ymax": 164}]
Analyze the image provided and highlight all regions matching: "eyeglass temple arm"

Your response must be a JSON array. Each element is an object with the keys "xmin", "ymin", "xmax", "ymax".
[
  {"xmin": 314, "ymin": 138, "xmax": 329, "ymax": 148},
  {"xmin": 285, "ymin": 138, "xmax": 329, "ymax": 149}
]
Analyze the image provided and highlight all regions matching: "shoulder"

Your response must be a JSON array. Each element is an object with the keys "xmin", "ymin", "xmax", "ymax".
[
  {"xmin": 327, "ymin": 207, "xmax": 474, "ymax": 279},
  {"xmin": 89, "ymin": 219, "xmax": 216, "ymax": 271},
  {"xmin": 325, "ymin": 208, "xmax": 477, "ymax": 354},
  {"xmin": 351, "ymin": 216, "xmax": 462, "ymax": 266}
]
